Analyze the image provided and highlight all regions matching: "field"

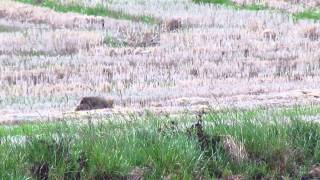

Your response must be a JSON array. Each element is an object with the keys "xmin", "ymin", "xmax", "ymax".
[
  {"xmin": 1, "ymin": 0, "xmax": 320, "ymax": 122},
  {"xmin": 1, "ymin": 0, "xmax": 320, "ymax": 179}
]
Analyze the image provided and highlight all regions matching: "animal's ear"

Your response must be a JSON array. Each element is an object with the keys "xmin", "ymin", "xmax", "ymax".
[{"xmin": 79, "ymin": 98, "xmax": 86, "ymax": 104}]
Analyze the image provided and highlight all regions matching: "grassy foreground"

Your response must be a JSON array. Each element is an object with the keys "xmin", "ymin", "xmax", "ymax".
[{"xmin": 1, "ymin": 107, "xmax": 320, "ymax": 179}]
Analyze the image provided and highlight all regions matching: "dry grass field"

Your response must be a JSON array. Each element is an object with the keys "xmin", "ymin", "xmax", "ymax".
[
  {"xmin": 2, "ymin": 1, "xmax": 320, "ymax": 179},
  {"xmin": 1, "ymin": 0, "xmax": 320, "ymax": 123}
]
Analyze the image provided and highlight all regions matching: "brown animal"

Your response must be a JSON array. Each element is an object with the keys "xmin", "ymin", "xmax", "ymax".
[
  {"xmin": 75, "ymin": 97, "xmax": 114, "ymax": 111},
  {"xmin": 163, "ymin": 18, "xmax": 182, "ymax": 32}
]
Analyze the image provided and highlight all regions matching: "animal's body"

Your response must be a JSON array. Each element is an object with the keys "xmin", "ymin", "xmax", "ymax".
[
  {"xmin": 75, "ymin": 97, "xmax": 114, "ymax": 111},
  {"xmin": 163, "ymin": 18, "xmax": 182, "ymax": 32}
]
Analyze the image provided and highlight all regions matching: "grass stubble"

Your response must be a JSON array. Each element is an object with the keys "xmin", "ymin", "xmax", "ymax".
[
  {"xmin": 1, "ymin": 0, "xmax": 320, "ymax": 179},
  {"xmin": 193, "ymin": 0, "xmax": 320, "ymax": 21}
]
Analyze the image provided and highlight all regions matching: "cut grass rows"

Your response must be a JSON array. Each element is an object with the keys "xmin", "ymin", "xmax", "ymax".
[
  {"xmin": 193, "ymin": 0, "xmax": 320, "ymax": 21},
  {"xmin": 16, "ymin": 0, "xmax": 320, "ymax": 25},
  {"xmin": 15, "ymin": 0, "xmax": 159, "ymax": 24},
  {"xmin": 1, "ymin": 106, "xmax": 320, "ymax": 179}
]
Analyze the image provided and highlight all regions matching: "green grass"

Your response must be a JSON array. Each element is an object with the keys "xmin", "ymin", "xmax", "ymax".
[
  {"xmin": 15, "ymin": 0, "xmax": 158, "ymax": 24},
  {"xmin": 1, "ymin": 106, "xmax": 320, "ymax": 179},
  {"xmin": 0, "ymin": 25, "xmax": 19, "ymax": 33},
  {"xmin": 193, "ymin": 0, "xmax": 233, "ymax": 5},
  {"xmin": 193, "ymin": 0, "xmax": 320, "ymax": 21},
  {"xmin": 294, "ymin": 9, "xmax": 320, "ymax": 21},
  {"xmin": 15, "ymin": 0, "xmax": 320, "ymax": 25},
  {"xmin": 244, "ymin": 3, "xmax": 267, "ymax": 11},
  {"xmin": 14, "ymin": 0, "xmax": 320, "ymax": 24}
]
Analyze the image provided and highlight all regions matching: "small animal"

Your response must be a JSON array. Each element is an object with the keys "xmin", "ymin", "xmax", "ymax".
[
  {"xmin": 75, "ymin": 97, "xmax": 114, "ymax": 111},
  {"xmin": 163, "ymin": 18, "xmax": 182, "ymax": 32}
]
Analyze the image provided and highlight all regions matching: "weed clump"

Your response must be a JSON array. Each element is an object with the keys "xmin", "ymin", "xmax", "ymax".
[
  {"xmin": 187, "ymin": 114, "xmax": 248, "ymax": 164},
  {"xmin": 113, "ymin": 25, "xmax": 161, "ymax": 47}
]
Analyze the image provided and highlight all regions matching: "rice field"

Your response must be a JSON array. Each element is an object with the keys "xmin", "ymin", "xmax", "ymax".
[
  {"xmin": 2, "ymin": 1, "xmax": 320, "ymax": 179},
  {"xmin": 1, "ymin": 0, "xmax": 320, "ymax": 122}
]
